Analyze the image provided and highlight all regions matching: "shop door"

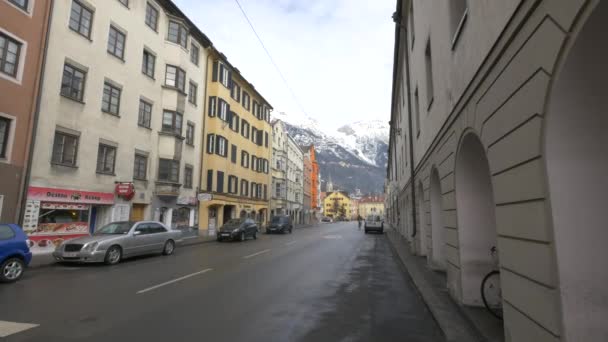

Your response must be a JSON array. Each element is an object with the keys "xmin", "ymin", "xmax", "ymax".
[{"xmin": 131, "ymin": 204, "xmax": 145, "ymax": 221}]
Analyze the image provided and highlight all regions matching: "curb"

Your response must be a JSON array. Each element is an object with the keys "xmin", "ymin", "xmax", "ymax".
[{"xmin": 385, "ymin": 229, "xmax": 484, "ymax": 342}]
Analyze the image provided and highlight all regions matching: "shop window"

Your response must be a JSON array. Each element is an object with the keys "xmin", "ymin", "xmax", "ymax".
[{"xmin": 172, "ymin": 207, "xmax": 191, "ymax": 228}]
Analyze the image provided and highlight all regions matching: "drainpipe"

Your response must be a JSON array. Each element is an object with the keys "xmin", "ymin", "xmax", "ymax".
[{"xmin": 17, "ymin": 0, "xmax": 54, "ymax": 225}]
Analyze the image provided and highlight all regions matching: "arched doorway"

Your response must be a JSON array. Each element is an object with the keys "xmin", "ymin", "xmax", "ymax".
[
  {"xmin": 455, "ymin": 131, "xmax": 498, "ymax": 306},
  {"xmin": 429, "ymin": 168, "xmax": 445, "ymax": 270},
  {"xmin": 417, "ymin": 182, "xmax": 428, "ymax": 256},
  {"xmin": 545, "ymin": 3, "xmax": 608, "ymax": 340},
  {"xmin": 223, "ymin": 205, "xmax": 235, "ymax": 225},
  {"xmin": 239, "ymin": 210, "xmax": 247, "ymax": 219}
]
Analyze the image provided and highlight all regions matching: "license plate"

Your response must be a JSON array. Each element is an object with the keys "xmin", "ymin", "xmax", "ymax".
[
  {"xmin": 63, "ymin": 252, "xmax": 78, "ymax": 258},
  {"xmin": 221, "ymin": 233, "xmax": 230, "ymax": 236}
]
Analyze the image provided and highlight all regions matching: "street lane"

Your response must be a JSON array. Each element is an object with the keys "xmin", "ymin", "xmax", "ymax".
[{"xmin": 0, "ymin": 222, "xmax": 444, "ymax": 341}]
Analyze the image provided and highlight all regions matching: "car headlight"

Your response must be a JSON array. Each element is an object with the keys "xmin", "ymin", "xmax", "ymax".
[
  {"xmin": 82, "ymin": 242, "xmax": 99, "ymax": 252},
  {"xmin": 232, "ymin": 229, "xmax": 240, "ymax": 234}
]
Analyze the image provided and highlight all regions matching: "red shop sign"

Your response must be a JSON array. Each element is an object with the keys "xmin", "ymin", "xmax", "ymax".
[
  {"xmin": 115, "ymin": 182, "xmax": 135, "ymax": 201},
  {"xmin": 28, "ymin": 186, "xmax": 115, "ymax": 205}
]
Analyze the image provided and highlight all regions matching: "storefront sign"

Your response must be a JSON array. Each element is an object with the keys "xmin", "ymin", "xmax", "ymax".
[
  {"xmin": 22, "ymin": 200, "xmax": 40, "ymax": 232},
  {"xmin": 41, "ymin": 203, "xmax": 90, "ymax": 210},
  {"xmin": 28, "ymin": 187, "xmax": 114, "ymax": 205},
  {"xmin": 111, "ymin": 204, "xmax": 130, "ymax": 222},
  {"xmin": 115, "ymin": 183, "xmax": 135, "ymax": 201},
  {"xmin": 197, "ymin": 193, "xmax": 212, "ymax": 202},
  {"xmin": 177, "ymin": 196, "xmax": 197, "ymax": 205}
]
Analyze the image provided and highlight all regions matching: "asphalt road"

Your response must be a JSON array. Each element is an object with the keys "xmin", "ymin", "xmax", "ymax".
[{"xmin": 0, "ymin": 222, "xmax": 444, "ymax": 342}]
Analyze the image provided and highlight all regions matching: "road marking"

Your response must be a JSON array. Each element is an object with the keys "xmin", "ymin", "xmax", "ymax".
[
  {"xmin": 243, "ymin": 249, "xmax": 271, "ymax": 259},
  {"xmin": 136, "ymin": 268, "xmax": 213, "ymax": 294},
  {"xmin": 285, "ymin": 241, "xmax": 297, "ymax": 246},
  {"xmin": 323, "ymin": 235, "xmax": 343, "ymax": 239},
  {"xmin": 0, "ymin": 320, "xmax": 39, "ymax": 338}
]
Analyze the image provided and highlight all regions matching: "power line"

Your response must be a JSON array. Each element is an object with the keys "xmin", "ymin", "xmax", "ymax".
[{"xmin": 233, "ymin": 0, "xmax": 309, "ymax": 117}]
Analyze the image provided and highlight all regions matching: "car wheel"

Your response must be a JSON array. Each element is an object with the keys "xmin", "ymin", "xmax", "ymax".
[
  {"xmin": 162, "ymin": 240, "xmax": 175, "ymax": 255},
  {"xmin": 240, "ymin": 232, "xmax": 246, "ymax": 242},
  {"xmin": 104, "ymin": 245, "xmax": 122, "ymax": 265},
  {"xmin": 0, "ymin": 258, "xmax": 25, "ymax": 283}
]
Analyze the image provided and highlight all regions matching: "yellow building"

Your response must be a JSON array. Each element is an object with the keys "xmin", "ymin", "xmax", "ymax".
[
  {"xmin": 358, "ymin": 195, "xmax": 385, "ymax": 219},
  {"xmin": 323, "ymin": 191, "xmax": 351, "ymax": 220},
  {"xmin": 198, "ymin": 49, "xmax": 272, "ymax": 232}
]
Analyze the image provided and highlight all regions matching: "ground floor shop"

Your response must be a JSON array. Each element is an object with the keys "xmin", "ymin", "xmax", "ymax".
[
  {"xmin": 151, "ymin": 195, "xmax": 198, "ymax": 229},
  {"xmin": 199, "ymin": 194, "xmax": 269, "ymax": 235}
]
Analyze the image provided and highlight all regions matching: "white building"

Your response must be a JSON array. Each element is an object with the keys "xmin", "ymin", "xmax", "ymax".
[
  {"xmin": 270, "ymin": 119, "xmax": 287, "ymax": 216},
  {"xmin": 24, "ymin": 0, "xmax": 209, "ymax": 248},
  {"xmin": 286, "ymin": 135, "xmax": 303, "ymax": 224},
  {"xmin": 387, "ymin": 1, "xmax": 608, "ymax": 341}
]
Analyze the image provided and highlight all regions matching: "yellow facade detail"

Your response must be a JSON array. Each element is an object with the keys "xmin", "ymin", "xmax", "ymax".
[{"xmin": 323, "ymin": 191, "xmax": 351, "ymax": 219}]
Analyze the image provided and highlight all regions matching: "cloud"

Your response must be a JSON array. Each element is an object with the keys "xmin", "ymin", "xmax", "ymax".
[{"xmin": 175, "ymin": 0, "xmax": 395, "ymax": 130}]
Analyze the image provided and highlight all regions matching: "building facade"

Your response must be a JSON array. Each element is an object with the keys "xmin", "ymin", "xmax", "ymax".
[
  {"xmin": 285, "ymin": 135, "xmax": 303, "ymax": 224},
  {"xmin": 270, "ymin": 119, "xmax": 287, "ymax": 217},
  {"xmin": 302, "ymin": 145, "xmax": 320, "ymax": 221},
  {"xmin": 198, "ymin": 48, "xmax": 272, "ymax": 233},
  {"xmin": 302, "ymin": 151, "xmax": 312, "ymax": 224},
  {"xmin": 25, "ymin": 0, "xmax": 208, "ymax": 251},
  {"xmin": 387, "ymin": 0, "xmax": 607, "ymax": 341},
  {"xmin": 358, "ymin": 195, "xmax": 384, "ymax": 219},
  {"xmin": 0, "ymin": 0, "xmax": 52, "ymax": 223},
  {"xmin": 323, "ymin": 191, "xmax": 350, "ymax": 220}
]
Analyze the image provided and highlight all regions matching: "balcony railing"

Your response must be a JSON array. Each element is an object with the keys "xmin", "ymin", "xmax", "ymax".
[{"xmin": 155, "ymin": 181, "xmax": 182, "ymax": 196}]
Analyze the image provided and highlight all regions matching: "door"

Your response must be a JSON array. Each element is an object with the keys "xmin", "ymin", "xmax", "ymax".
[
  {"xmin": 127, "ymin": 223, "xmax": 155, "ymax": 256},
  {"xmin": 131, "ymin": 204, "xmax": 145, "ymax": 221},
  {"xmin": 147, "ymin": 223, "xmax": 169, "ymax": 252}
]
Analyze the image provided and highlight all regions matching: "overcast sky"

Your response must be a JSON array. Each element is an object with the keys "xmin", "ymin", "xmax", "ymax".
[{"xmin": 174, "ymin": 0, "xmax": 395, "ymax": 131}]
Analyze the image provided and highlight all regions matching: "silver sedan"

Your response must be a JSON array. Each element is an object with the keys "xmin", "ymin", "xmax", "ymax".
[{"xmin": 53, "ymin": 221, "xmax": 181, "ymax": 265}]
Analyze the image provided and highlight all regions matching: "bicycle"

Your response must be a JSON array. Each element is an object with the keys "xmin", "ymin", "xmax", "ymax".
[{"xmin": 481, "ymin": 246, "xmax": 503, "ymax": 320}]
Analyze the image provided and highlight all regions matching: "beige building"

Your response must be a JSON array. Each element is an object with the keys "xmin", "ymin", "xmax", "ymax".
[
  {"xmin": 24, "ymin": 0, "xmax": 208, "ymax": 250},
  {"xmin": 358, "ymin": 195, "xmax": 384, "ymax": 219},
  {"xmin": 387, "ymin": 0, "xmax": 607, "ymax": 341},
  {"xmin": 270, "ymin": 119, "xmax": 287, "ymax": 217},
  {"xmin": 285, "ymin": 134, "xmax": 303, "ymax": 224}
]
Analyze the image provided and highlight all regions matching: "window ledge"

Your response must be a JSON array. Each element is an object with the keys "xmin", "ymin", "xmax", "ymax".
[
  {"xmin": 51, "ymin": 162, "xmax": 78, "ymax": 169},
  {"xmin": 142, "ymin": 73, "xmax": 156, "ymax": 81},
  {"xmin": 138, "ymin": 125, "xmax": 153, "ymax": 131},
  {"xmin": 108, "ymin": 53, "xmax": 126, "ymax": 63},
  {"xmin": 134, "ymin": 178, "xmax": 148, "ymax": 183},
  {"xmin": 68, "ymin": 27, "xmax": 93, "ymax": 42},
  {"xmin": 158, "ymin": 131, "xmax": 186, "ymax": 140},
  {"xmin": 96, "ymin": 171, "xmax": 116, "ymax": 176},
  {"xmin": 186, "ymin": 143, "xmax": 195, "ymax": 147},
  {"xmin": 188, "ymin": 101, "xmax": 197, "ymax": 107},
  {"xmin": 60, "ymin": 94, "xmax": 86, "ymax": 104},
  {"xmin": 102, "ymin": 110, "xmax": 121, "ymax": 118},
  {"xmin": 155, "ymin": 181, "xmax": 182, "ymax": 186}
]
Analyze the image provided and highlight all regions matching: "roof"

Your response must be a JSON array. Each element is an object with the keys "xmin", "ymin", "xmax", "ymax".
[{"xmin": 359, "ymin": 195, "xmax": 385, "ymax": 203}]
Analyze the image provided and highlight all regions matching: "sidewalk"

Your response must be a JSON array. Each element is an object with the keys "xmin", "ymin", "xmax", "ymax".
[{"xmin": 385, "ymin": 228, "xmax": 488, "ymax": 342}]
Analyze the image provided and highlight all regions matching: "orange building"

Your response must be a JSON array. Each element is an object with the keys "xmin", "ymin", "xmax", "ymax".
[{"xmin": 302, "ymin": 145, "xmax": 320, "ymax": 219}]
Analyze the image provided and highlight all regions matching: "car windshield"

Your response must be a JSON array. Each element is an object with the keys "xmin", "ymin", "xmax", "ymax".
[
  {"xmin": 95, "ymin": 222, "xmax": 133, "ymax": 235},
  {"xmin": 222, "ymin": 219, "xmax": 244, "ymax": 228},
  {"xmin": 271, "ymin": 216, "xmax": 287, "ymax": 224}
]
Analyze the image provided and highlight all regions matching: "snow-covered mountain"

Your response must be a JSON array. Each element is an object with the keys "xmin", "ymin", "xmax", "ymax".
[{"xmin": 273, "ymin": 112, "xmax": 389, "ymax": 194}]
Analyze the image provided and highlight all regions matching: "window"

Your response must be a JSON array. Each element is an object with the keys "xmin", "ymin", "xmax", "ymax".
[
  {"xmin": 8, "ymin": 0, "xmax": 28, "ymax": 11},
  {"xmin": 190, "ymin": 44, "xmax": 199, "ymax": 65},
  {"xmin": 206, "ymin": 134, "xmax": 215, "ymax": 154},
  {"xmin": 228, "ymin": 175, "xmax": 238, "ymax": 194},
  {"xmin": 216, "ymin": 171, "xmax": 224, "ymax": 193},
  {"xmin": 253, "ymin": 101, "xmax": 259, "ymax": 119},
  {"xmin": 217, "ymin": 62, "xmax": 230, "ymax": 88},
  {"xmin": 264, "ymin": 185, "xmax": 267, "ymax": 200},
  {"xmin": 231, "ymin": 144, "xmax": 237, "ymax": 164},
  {"xmin": 69, "ymin": 1, "xmax": 93, "ymax": 39},
  {"xmin": 216, "ymin": 135, "xmax": 227, "ymax": 157},
  {"xmin": 188, "ymin": 81, "xmax": 197, "ymax": 105},
  {"xmin": 138, "ymin": 99, "xmax": 152, "ymax": 128},
  {"xmin": 158, "ymin": 159, "xmax": 179, "ymax": 182},
  {"xmin": 206, "ymin": 169, "xmax": 213, "ymax": 191},
  {"xmin": 96, "ymin": 144, "xmax": 116, "ymax": 174},
  {"xmin": 60, "ymin": 63, "xmax": 86, "ymax": 101},
  {"xmin": 184, "ymin": 165, "xmax": 193, "ymax": 189},
  {"xmin": 251, "ymin": 127, "xmax": 258, "ymax": 144},
  {"xmin": 142, "ymin": 49, "xmax": 155, "ymax": 78},
  {"xmin": 52, "ymin": 132, "xmax": 78, "ymax": 166},
  {"xmin": 186, "ymin": 122, "xmax": 195, "ymax": 145},
  {"xmin": 230, "ymin": 113, "xmax": 239, "ymax": 132},
  {"xmin": 241, "ymin": 179, "xmax": 249, "ymax": 196},
  {"xmin": 251, "ymin": 182, "xmax": 257, "ymax": 198},
  {"xmin": 118, "ymin": 0, "xmax": 128, "ymax": 7},
  {"xmin": 0, "ymin": 117, "xmax": 11, "ymax": 159},
  {"xmin": 241, "ymin": 150, "xmax": 249, "ymax": 168},
  {"xmin": 145, "ymin": 2, "xmax": 159, "ymax": 31},
  {"xmin": 231, "ymin": 82, "xmax": 241, "ymax": 102},
  {"xmin": 241, "ymin": 120, "xmax": 250, "ymax": 139},
  {"xmin": 450, "ymin": 0, "xmax": 468, "ymax": 45},
  {"xmin": 108, "ymin": 26, "xmax": 127, "ymax": 59},
  {"xmin": 162, "ymin": 110, "xmax": 183, "ymax": 135},
  {"xmin": 414, "ymin": 87, "xmax": 420, "ymax": 137},
  {"xmin": 242, "ymin": 91, "xmax": 250, "ymax": 111},
  {"xmin": 218, "ymin": 99, "xmax": 229, "ymax": 121},
  {"xmin": 275, "ymin": 183, "xmax": 281, "ymax": 197},
  {"xmin": 0, "ymin": 32, "xmax": 22, "ymax": 78},
  {"xmin": 133, "ymin": 153, "xmax": 147, "ymax": 180},
  {"xmin": 208, "ymin": 96, "xmax": 216, "ymax": 117},
  {"xmin": 251, "ymin": 155, "xmax": 257, "ymax": 172},
  {"xmin": 264, "ymin": 132, "xmax": 269, "ymax": 148},
  {"xmin": 165, "ymin": 65, "xmax": 185, "ymax": 92},
  {"xmin": 102, "ymin": 82, "xmax": 121, "ymax": 115},
  {"xmin": 167, "ymin": 20, "xmax": 187, "ymax": 48},
  {"xmin": 425, "ymin": 40, "xmax": 434, "ymax": 108}
]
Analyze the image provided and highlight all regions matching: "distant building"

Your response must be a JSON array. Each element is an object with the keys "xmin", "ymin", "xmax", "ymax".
[
  {"xmin": 270, "ymin": 120, "xmax": 287, "ymax": 217},
  {"xmin": 323, "ymin": 191, "xmax": 350, "ymax": 220},
  {"xmin": 302, "ymin": 145, "xmax": 320, "ymax": 222},
  {"xmin": 302, "ymin": 151, "xmax": 312, "ymax": 224},
  {"xmin": 358, "ymin": 195, "xmax": 385, "ymax": 219},
  {"xmin": 285, "ymin": 135, "xmax": 303, "ymax": 224}
]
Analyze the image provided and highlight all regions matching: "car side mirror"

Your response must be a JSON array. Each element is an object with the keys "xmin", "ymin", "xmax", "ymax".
[{"xmin": 133, "ymin": 230, "xmax": 142, "ymax": 236}]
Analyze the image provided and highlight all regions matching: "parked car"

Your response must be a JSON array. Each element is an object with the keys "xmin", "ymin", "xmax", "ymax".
[
  {"xmin": 321, "ymin": 217, "xmax": 332, "ymax": 223},
  {"xmin": 364, "ymin": 215, "xmax": 384, "ymax": 234},
  {"xmin": 266, "ymin": 215, "xmax": 293, "ymax": 234},
  {"xmin": 0, "ymin": 224, "xmax": 32, "ymax": 283},
  {"xmin": 53, "ymin": 221, "xmax": 180, "ymax": 265},
  {"xmin": 217, "ymin": 218, "xmax": 258, "ymax": 242}
]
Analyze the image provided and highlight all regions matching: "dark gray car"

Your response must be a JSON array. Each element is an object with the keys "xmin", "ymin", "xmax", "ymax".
[
  {"xmin": 217, "ymin": 218, "xmax": 258, "ymax": 242},
  {"xmin": 266, "ymin": 215, "xmax": 293, "ymax": 234}
]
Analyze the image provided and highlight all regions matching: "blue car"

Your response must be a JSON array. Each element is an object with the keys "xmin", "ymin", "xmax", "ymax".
[{"xmin": 0, "ymin": 224, "xmax": 32, "ymax": 283}]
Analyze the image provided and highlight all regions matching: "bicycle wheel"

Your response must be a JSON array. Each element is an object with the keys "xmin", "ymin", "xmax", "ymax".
[{"xmin": 481, "ymin": 270, "xmax": 503, "ymax": 320}]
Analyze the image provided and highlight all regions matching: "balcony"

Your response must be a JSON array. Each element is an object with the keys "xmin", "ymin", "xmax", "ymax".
[{"xmin": 155, "ymin": 182, "xmax": 182, "ymax": 196}]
